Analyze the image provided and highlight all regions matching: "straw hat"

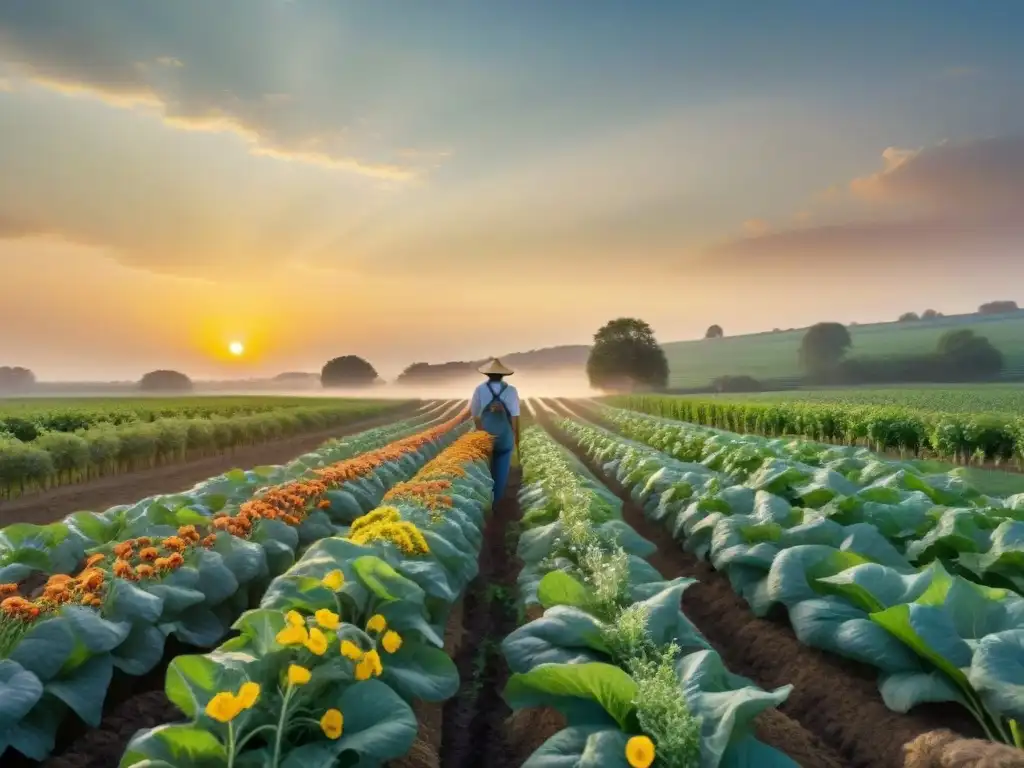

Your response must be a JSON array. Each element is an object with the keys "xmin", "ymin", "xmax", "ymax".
[{"xmin": 477, "ymin": 358, "xmax": 514, "ymax": 376}]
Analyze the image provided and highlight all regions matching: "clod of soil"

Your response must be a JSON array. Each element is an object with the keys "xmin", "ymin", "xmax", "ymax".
[{"xmin": 903, "ymin": 731, "xmax": 1024, "ymax": 768}]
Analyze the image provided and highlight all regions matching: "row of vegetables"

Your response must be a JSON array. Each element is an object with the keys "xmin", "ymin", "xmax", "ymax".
[
  {"xmin": 0, "ymin": 398, "xmax": 403, "ymax": 498},
  {"xmin": 0, "ymin": 403, "xmax": 468, "ymax": 761},
  {"xmin": 564, "ymin": 405, "xmax": 1024, "ymax": 748},
  {"xmin": 120, "ymin": 428, "xmax": 496, "ymax": 766},
  {"xmin": 606, "ymin": 394, "xmax": 1024, "ymax": 464},
  {"xmin": 504, "ymin": 425, "xmax": 800, "ymax": 767}
]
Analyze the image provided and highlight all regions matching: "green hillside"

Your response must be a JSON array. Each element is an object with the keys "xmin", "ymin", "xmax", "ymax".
[{"xmin": 660, "ymin": 311, "xmax": 1024, "ymax": 389}]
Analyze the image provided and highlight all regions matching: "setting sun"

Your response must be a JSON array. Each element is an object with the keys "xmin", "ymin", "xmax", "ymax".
[{"xmin": 228, "ymin": 341, "xmax": 245, "ymax": 357}]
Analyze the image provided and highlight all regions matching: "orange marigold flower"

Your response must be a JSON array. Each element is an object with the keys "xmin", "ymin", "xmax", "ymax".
[
  {"xmin": 161, "ymin": 536, "xmax": 186, "ymax": 552},
  {"xmin": 136, "ymin": 536, "xmax": 152, "ymax": 547},
  {"xmin": 79, "ymin": 568, "xmax": 105, "ymax": 591},
  {"xmin": 167, "ymin": 552, "xmax": 185, "ymax": 568},
  {"xmin": 317, "ymin": 499, "xmax": 331, "ymax": 509},
  {"xmin": 201, "ymin": 534, "xmax": 217, "ymax": 548},
  {"xmin": 113, "ymin": 559, "xmax": 133, "ymax": 576},
  {"xmin": 139, "ymin": 547, "xmax": 160, "ymax": 562},
  {"xmin": 177, "ymin": 525, "xmax": 200, "ymax": 541},
  {"xmin": 0, "ymin": 583, "xmax": 18, "ymax": 596},
  {"xmin": 135, "ymin": 564, "xmax": 155, "ymax": 578},
  {"xmin": 85, "ymin": 553, "xmax": 106, "ymax": 567},
  {"xmin": 154, "ymin": 557, "xmax": 172, "ymax": 571},
  {"xmin": 81, "ymin": 592, "xmax": 101, "ymax": 606},
  {"xmin": 212, "ymin": 517, "xmax": 231, "ymax": 530},
  {"xmin": 113, "ymin": 541, "xmax": 134, "ymax": 558}
]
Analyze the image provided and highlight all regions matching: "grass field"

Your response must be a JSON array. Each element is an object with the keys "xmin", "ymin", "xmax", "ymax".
[{"xmin": 661, "ymin": 310, "xmax": 1024, "ymax": 389}]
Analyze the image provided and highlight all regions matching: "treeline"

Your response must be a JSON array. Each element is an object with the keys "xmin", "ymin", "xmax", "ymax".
[{"xmin": 396, "ymin": 345, "xmax": 590, "ymax": 384}]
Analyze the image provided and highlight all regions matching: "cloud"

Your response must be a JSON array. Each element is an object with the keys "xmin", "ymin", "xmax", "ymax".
[
  {"xmin": 703, "ymin": 135, "xmax": 1024, "ymax": 277},
  {"xmin": 0, "ymin": 1, "xmax": 427, "ymax": 180}
]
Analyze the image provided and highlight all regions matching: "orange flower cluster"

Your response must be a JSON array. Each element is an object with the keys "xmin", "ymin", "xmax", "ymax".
[
  {"xmin": 0, "ymin": 557, "xmax": 108, "ymax": 621},
  {"xmin": 415, "ymin": 432, "xmax": 494, "ymax": 482},
  {"xmin": 383, "ymin": 479, "xmax": 454, "ymax": 511},
  {"xmin": 231, "ymin": 413, "xmax": 467, "ymax": 527},
  {"xmin": 0, "ymin": 414, "xmax": 470, "ymax": 628},
  {"xmin": 112, "ymin": 526, "xmax": 207, "ymax": 581}
]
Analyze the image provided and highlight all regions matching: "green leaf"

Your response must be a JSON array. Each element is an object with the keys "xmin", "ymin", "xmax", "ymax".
[
  {"xmin": 230, "ymin": 609, "xmax": 287, "ymax": 655},
  {"xmin": 9, "ymin": 616, "xmax": 75, "ymax": 681},
  {"xmin": 0, "ymin": 659, "xmax": 43, "ymax": 730},
  {"xmin": 120, "ymin": 724, "xmax": 228, "ymax": 768},
  {"xmin": 278, "ymin": 679, "xmax": 418, "ymax": 767},
  {"xmin": 380, "ymin": 641, "xmax": 459, "ymax": 702},
  {"xmin": 504, "ymin": 662, "xmax": 638, "ymax": 730},
  {"xmin": 352, "ymin": 555, "xmax": 425, "ymax": 603},
  {"xmin": 522, "ymin": 726, "xmax": 630, "ymax": 768},
  {"xmin": 165, "ymin": 655, "xmax": 224, "ymax": 719},
  {"xmin": 502, "ymin": 607, "xmax": 610, "ymax": 675},
  {"xmin": 721, "ymin": 735, "xmax": 802, "ymax": 768},
  {"xmin": 537, "ymin": 572, "xmax": 593, "ymax": 611},
  {"xmin": 870, "ymin": 603, "xmax": 973, "ymax": 696},
  {"xmin": 45, "ymin": 654, "xmax": 114, "ymax": 727}
]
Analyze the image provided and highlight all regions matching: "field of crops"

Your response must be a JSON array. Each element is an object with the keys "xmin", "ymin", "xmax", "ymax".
[
  {"xmin": 607, "ymin": 392, "xmax": 1024, "ymax": 467},
  {"xmin": 4, "ymin": 393, "xmax": 1024, "ymax": 767},
  {"xmin": 693, "ymin": 384, "xmax": 1024, "ymax": 415},
  {"xmin": 661, "ymin": 311, "xmax": 1024, "ymax": 389},
  {"xmin": 532, "ymin": 398, "xmax": 1024, "ymax": 766},
  {"xmin": 0, "ymin": 396, "xmax": 406, "ymax": 499}
]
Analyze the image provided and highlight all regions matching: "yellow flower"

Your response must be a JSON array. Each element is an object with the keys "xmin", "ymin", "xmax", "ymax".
[
  {"xmin": 364, "ymin": 648, "xmax": 383, "ymax": 677},
  {"xmin": 205, "ymin": 691, "xmax": 243, "ymax": 723},
  {"xmin": 340, "ymin": 640, "xmax": 364, "ymax": 661},
  {"xmin": 275, "ymin": 624, "xmax": 309, "ymax": 646},
  {"xmin": 354, "ymin": 654, "xmax": 374, "ymax": 681},
  {"xmin": 321, "ymin": 569, "xmax": 344, "ymax": 590},
  {"xmin": 366, "ymin": 614, "xmax": 387, "ymax": 633},
  {"xmin": 320, "ymin": 708, "xmax": 344, "ymax": 739},
  {"xmin": 286, "ymin": 610, "xmax": 305, "ymax": 628},
  {"xmin": 236, "ymin": 681, "xmax": 260, "ymax": 709},
  {"xmin": 381, "ymin": 630, "xmax": 402, "ymax": 654},
  {"xmin": 305, "ymin": 626, "xmax": 329, "ymax": 656},
  {"xmin": 315, "ymin": 608, "xmax": 340, "ymax": 630},
  {"xmin": 287, "ymin": 664, "xmax": 312, "ymax": 686},
  {"xmin": 625, "ymin": 735, "xmax": 655, "ymax": 768}
]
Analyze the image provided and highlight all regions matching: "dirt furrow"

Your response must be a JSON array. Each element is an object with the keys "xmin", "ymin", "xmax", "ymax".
[
  {"xmin": 536, "ymin": 399, "xmax": 985, "ymax": 768},
  {"xmin": 439, "ymin": 468, "xmax": 524, "ymax": 768}
]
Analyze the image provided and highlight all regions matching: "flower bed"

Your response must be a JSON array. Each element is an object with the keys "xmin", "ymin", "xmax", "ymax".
[
  {"xmin": 119, "ymin": 431, "xmax": 495, "ymax": 766},
  {"xmin": 0, "ymin": 413, "xmax": 469, "ymax": 761}
]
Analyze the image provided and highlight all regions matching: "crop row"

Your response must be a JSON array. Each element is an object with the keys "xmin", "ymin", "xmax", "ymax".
[
  {"xmin": 0, "ymin": 408, "xmax": 469, "ymax": 761},
  {"xmin": 607, "ymin": 394, "xmax": 1024, "ymax": 464},
  {"xmin": 119, "ymin": 429, "xmax": 495, "ymax": 766},
  {"xmin": 563, "ymin": 408, "xmax": 1024, "ymax": 748},
  {"xmin": 504, "ymin": 425, "xmax": 799, "ymax": 767},
  {"xmin": 0, "ymin": 399, "xmax": 405, "ymax": 498}
]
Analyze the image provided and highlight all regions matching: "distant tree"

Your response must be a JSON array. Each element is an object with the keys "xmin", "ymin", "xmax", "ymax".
[
  {"xmin": 586, "ymin": 318, "xmax": 668, "ymax": 391},
  {"xmin": 936, "ymin": 329, "xmax": 1003, "ymax": 378},
  {"xmin": 0, "ymin": 366, "xmax": 36, "ymax": 393},
  {"xmin": 772, "ymin": 328, "xmax": 782, "ymax": 333},
  {"xmin": 321, "ymin": 356, "xmax": 379, "ymax": 388},
  {"xmin": 139, "ymin": 370, "xmax": 193, "ymax": 392},
  {"xmin": 705, "ymin": 324, "xmax": 724, "ymax": 339},
  {"xmin": 978, "ymin": 300, "xmax": 1019, "ymax": 315},
  {"xmin": 921, "ymin": 309, "xmax": 940, "ymax": 320},
  {"xmin": 898, "ymin": 312, "xmax": 920, "ymax": 322},
  {"xmin": 799, "ymin": 322, "xmax": 852, "ymax": 372}
]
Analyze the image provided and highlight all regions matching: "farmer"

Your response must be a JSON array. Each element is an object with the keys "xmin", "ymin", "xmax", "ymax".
[{"xmin": 470, "ymin": 358, "xmax": 521, "ymax": 502}]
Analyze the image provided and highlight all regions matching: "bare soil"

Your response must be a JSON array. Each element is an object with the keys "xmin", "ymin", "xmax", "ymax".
[
  {"xmin": 537, "ymin": 400, "xmax": 990, "ymax": 768},
  {"xmin": 439, "ymin": 467, "xmax": 529, "ymax": 768},
  {"xmin": 0, "ymin": 402, "xmax": 424, "ymax": 526}
]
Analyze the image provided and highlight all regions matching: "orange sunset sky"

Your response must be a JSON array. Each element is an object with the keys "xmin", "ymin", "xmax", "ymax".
[{"xmin": 1, "ymin": 1, "xmax": 1023, "ymax": 381}]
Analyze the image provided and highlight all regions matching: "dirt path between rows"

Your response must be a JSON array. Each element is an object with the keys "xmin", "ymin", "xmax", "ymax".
[
  {"xmin": 440, "ymin": 467, "xmax": 526, "ymax": 768},
  {"xmin": 537, "ymin": 399, "xmax": 989, "ymax": 768},
  {"xmin": 0, "ymin": 401, "xmax": 431, "ymax": 526}
]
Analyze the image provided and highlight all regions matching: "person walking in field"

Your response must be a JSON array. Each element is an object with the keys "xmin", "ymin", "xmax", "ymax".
[{"xmin": 470, "ymin": 358, "xmax": 520, "ymax": 502}]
